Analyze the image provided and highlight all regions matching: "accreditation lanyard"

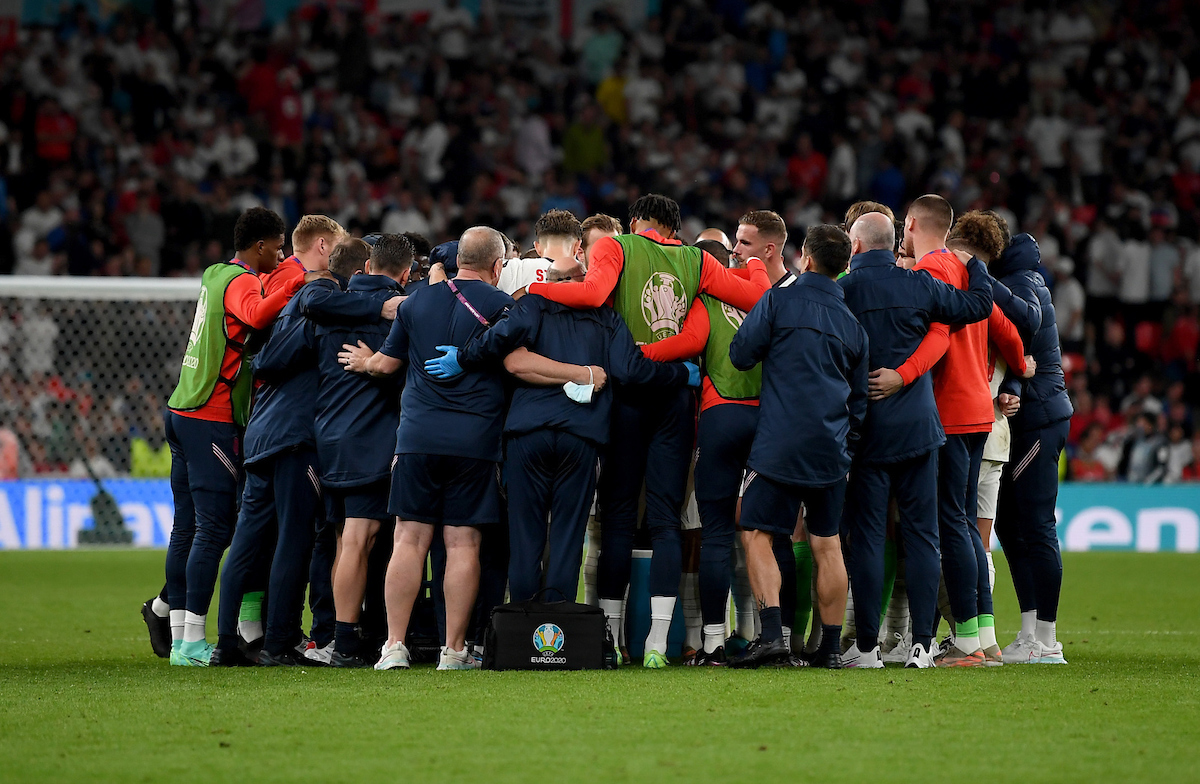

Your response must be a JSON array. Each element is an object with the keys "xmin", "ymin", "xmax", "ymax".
[{"xmin": 446, "ymin": 279, "xmax": 491, "ymax": 328}]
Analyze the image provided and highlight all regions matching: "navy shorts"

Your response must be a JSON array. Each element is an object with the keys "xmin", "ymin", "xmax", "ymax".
[
  {"xmin": 389, "ymin": 453, "xmax": 501, "ymax": 527},
  {"xmin": 327, "ymin": 479, "xmax": 391, "ymax": 527},
  {"xmin": 740, "ymin": 471, "xmax": 847, "ymax": 538}
]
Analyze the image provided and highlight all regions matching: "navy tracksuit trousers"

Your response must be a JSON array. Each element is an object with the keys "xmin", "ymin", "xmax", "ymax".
[
  {"xmin": 505, "ymin": 429, "xmax": 599, "ymax": 603},
  {"xmin": 846, "ymin": 449, "xmax": 941, "ymax": 649},
  {"xmin": 217, "ymin": 448, "xmax": 322, "ymax": 655},
  {"xmin": 308, "ymin": 499, "xmax": 338, "ymax": 647},
  {"xmin": 597, "ymin": 386, "xmax": 695, "ymax": 600},
  {"xmin": 995, "ymin": 420, "xmax": 1069, "ymax": 623},
  {"xmin": 164, "ymin": 411, "xmax": 241, "ymax": 616},
  {"xmin": 938, "ymin": 433, "xmax": 992, "ymax": 627},
  {"xmin": 694, "ymin": 404, "xmax": 758, "ymax": 629}
]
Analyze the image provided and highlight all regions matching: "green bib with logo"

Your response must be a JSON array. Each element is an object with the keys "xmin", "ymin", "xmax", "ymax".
[
  {"xmin": 167, "ymin": 262, "xmax": 255, "ymax": 427},
  {"xmin": 701, "ymin": 293, "xmax": 762, "ymax": 401},
  {"xmin": 612, "ymin": 235, "xmax": 702, "ymax": 344}
]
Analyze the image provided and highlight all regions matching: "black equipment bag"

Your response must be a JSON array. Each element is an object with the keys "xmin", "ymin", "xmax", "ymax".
[{"xmin": 482, "ymin": 591, "xmax": 616, "ymax": 671}]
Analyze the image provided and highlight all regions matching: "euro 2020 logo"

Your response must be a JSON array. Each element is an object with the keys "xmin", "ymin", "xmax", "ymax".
[
  {"xmin": 641, "ymin": 272, "xmax": 688, "ymax": 341},
  {"xmin": 532, "ymin": 623, "xmax": 565, "ymax": 655}
]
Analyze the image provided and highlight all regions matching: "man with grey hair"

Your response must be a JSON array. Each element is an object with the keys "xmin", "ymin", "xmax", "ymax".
[
  {"xmin": 339, "ymin": 225, "xmax": 516, "ymax": 671},
  {"xmin": 836, "ymin": 212, "xmax": 995, "ymax": 669}
]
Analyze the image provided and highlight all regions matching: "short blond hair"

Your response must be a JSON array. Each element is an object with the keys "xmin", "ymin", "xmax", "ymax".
[{"xmin": 292, "ymin": 214, "xmax": 345, "ymax": 254}]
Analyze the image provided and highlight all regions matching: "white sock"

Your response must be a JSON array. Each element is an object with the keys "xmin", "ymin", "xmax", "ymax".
[
  {"xmin": 1020, "ymin": 610, "xmax": 1037, "ymax": 639},
  {"xmin": 703, "ymin": 623, "xmax": 725, "ymax": 654},
  {"xmin": 842, "ymin": 586, "xmax": 856, "ymax": 642},
  {"xmin": 183, "ymin": 611, "xmax": 206, "ymax": 644},
  {"xmin": 883, "ymin": 575, "xmax": 910, "ymax": 642},
  {"xmin": 956, "ymin": 633, "xmax": 981, "ymax": 654},
  {"xmin": 732, "ymin": 540, "xmax": 757, "ymax": 639},
  {"xmin": 238, "ymin": 619, "xmax": 263, "ymax": 643},
  {"xmin": 583, "ymin": 515, "xmax": 600, "ymax": 606},
  {"xmin": 985, "ymin": 551, "xmax": 995, "ymax": 592},
  {"xmin": 645, "ymin": 595, "xmax": 675, "ymax": 655},
  {"xmin": 782, "ymin": 625, "xmax": 792, "ymax": 650},
  {"xmin": 680, "ymin": 572, "xmax": 702, "ymax": 652},
  {"xmin": 151, "ymin": 597, "xmax": 170, "ymax": 617},
  {"xmin": 1035, "ymin": 619, "xmax": 1057, "ymax": 647},
  {"xmin": 169, "ymin": 609, "xmax": 185, "ymax": 642},
  {"xmin": 980, "ymin": 624, "xmax": 998, "ymax": 650},
  {"xmin": 599, "ymin": 599, "xmax": 623, "ymax": 646}
]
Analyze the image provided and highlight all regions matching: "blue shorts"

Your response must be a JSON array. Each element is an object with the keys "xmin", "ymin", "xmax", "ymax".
[
  {"xmin": 389, "ymin": 453, "xmax": 501, "ymax": 527},
  {"xmin": 740, "ymin": 471, "xmax": 846, "ymax": 538},
  {"xmin": 327, "ymin": 479, "xmax": 391, "ymax": 527}
]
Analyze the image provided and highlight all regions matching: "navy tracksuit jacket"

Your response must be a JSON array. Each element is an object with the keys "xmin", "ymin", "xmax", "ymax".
[
  {"xmin": 458, "ymin": 294, "xmax": 690, "ymax": 603},
  {"xmin": 314, "ymin": 274, "xmax": 405, "ymax": 490},
  {"xmin": 838, "ymin": 248, "xmax": 994, "ymax": 649},
  {"xmin": 990, "ymin": 234, "xmax": 1073, "ymax": 622},
  {"xmin": 729, "ymin": 271, "xmax": 870, "ymax": 489},
  {"xmin": 216, "ymin": 277, "xmax": 384, "ymax": 654}
]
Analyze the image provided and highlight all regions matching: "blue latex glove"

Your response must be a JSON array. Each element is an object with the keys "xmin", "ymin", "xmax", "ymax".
[
  {"xmin": 684, "ymin": 361, "xmax": 701, "ymax": 388},
  {"xmin": 424, "ymin": 345, "xmax": 463, "ymax": 379}
]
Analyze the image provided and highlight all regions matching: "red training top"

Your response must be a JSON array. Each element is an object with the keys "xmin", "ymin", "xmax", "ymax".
[
  {"xmin": 527, "ymin": 228, "xmax": 767, "ymax": 313},
  {"xmin": 897, "ymin": 250, "xmax": 993, "ymax": 435},
  {"xmin": 172, "ymin": 258, "xmax": 304, "ymax": 423}
]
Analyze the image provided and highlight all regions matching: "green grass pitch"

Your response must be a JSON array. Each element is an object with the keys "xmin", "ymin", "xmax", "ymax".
[{"xmin": 0, "ymin": 550, "xmax": 1196, "ymax": 782}]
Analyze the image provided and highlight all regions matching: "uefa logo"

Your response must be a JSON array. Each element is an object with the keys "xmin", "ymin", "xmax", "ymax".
[{"xmin": 532, "ymin": 623, "xmax": 565, "ymax": 655}]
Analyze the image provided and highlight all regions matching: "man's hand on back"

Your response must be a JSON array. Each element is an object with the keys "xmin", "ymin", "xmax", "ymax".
[
  {"xmin": 380, "ymin": 296, "xmax": 405, "ymax": 320},
  {"xmin": 868, "ymin": 367, "xmax": 904, "ymax": 401},
  {"xmin": 338, "ymin": 341, "xmax": 374, "ymax": 373}
]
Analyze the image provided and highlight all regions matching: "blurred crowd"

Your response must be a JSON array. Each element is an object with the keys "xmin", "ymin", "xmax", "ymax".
[{"xmin": 1, "ymin": 0, "xmax": 1199, "ymax": 482}]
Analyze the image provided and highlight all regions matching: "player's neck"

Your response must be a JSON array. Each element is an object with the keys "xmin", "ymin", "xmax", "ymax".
[
  {"xmin": 294, "ymin": 250, "xmax": 328, "ymax": 272},
  {"xmin": 913, "ymin": 234, "xmax": 947, "ymax": 261},
  {"xmin": 454, "ymin": 268, "xmax": 492, "ymax": 285},
  {"xmin": 233, "ymin": 252, "xmax": 264, "ymax": 273},
  {"xmin": 536, "ymin": 239, "xmax": 577, "ymax": 265}
]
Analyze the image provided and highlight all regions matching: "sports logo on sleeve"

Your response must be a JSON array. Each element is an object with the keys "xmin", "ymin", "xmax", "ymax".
[{"xmin": 641, "ymin": 271, "xmax": 688, "ymax": 341}]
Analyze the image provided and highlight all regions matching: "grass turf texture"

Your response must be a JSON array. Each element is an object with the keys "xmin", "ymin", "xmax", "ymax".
[{"xmin": 0, "ymin": 551, "xmax": 1196, "ymax": 782}]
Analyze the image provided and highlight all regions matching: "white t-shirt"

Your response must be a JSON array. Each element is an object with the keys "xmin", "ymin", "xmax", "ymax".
[
  {"xmin": 1053, "ymin": 275, "xmax": 1086, "ymax": 342},
  {"xmin": 1027, "ymin": 115, "xmax": 1072, "ymax": 168},
  {"xmin": 498, "ymin": 257, "xmax": 551, "ymax": 295},
  {"xmin": 1119, "ymin": 239, "xmax": 1151, "ymax": 304}
]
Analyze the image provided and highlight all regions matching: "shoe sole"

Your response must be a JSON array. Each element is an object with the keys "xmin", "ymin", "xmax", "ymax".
[
  {"xmin": 374, "ymin": 661, "xmax": 411, "ymax": 670},
  {"xmin": 1034, "ymin": 657, "xmax": 1068, "ymax": 664},
  {"xmin": 936, "ymin": 658, "xmax": 985, "ymax": 668},
  {"xmin": 436, "ymin": 664, "xmax": 474, "ymax": 670}
]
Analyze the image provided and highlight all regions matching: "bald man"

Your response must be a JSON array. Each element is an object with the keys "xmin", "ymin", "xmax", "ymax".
[
  {"xmin": 447, "ymin": 256, "xmax": 699, "ymax": 609},
  {"xmin": 837, "ymin": 210, "xmax": 995, "ymax": 669},
  {"xmin": 339, "ymin": 226, "xmax": 518, "ymax": 670},
  {"xmin": 696, "ymin": 227, "xmax": 732, "ymax": 251}
]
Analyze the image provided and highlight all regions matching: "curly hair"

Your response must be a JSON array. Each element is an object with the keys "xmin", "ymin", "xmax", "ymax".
[
  {"xmin": 947, "ymin": 210, "xmax": 1008, "ymax": 263},
  {"xmin": 629, "ymin": 194, "xmax": 682, "ymax": 234},
  {"xmin": 233, "ymin": 207, "xmax": 286, "ymax": 251}
]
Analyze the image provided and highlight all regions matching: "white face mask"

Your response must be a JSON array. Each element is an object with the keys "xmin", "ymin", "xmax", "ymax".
[{"xmin": 563, "ymin": 366, "xmax": 595, "ymax": 404}]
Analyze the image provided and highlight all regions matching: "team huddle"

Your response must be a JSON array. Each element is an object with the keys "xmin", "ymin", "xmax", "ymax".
[{"xmin": 139, "ymin": 190, "xmax": 1072, "ymax": 671}]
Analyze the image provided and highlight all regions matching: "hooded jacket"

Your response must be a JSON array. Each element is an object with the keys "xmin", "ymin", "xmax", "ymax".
[{"xmin": 989, "ymin": 234, "xmax": 1073, "ymax": 431}]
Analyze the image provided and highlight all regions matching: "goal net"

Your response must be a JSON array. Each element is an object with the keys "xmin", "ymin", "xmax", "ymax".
[{"xmin": 0, "ymin": 277, "xmax": 198, "ymax": 548}]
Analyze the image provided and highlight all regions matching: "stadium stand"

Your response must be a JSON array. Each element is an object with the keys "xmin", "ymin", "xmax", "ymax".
[{"xmin": 0, "ymin": 1, "xmax": 1198, "ymax": 482}]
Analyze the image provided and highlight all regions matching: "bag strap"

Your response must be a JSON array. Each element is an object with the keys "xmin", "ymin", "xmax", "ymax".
[{"xmin": 446, "ymin": 278, "xmax": 491, "ymax": 327}]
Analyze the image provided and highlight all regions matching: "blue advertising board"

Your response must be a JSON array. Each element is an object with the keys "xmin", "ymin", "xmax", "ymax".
[{"xmin": 0, "ymin": 479, "xmax": 1197, "ymax": 552}]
